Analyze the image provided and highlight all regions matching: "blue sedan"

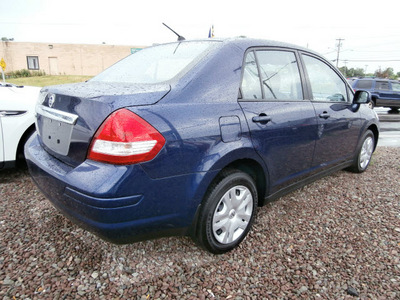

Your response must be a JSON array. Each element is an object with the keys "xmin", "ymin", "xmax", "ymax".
[{"xmin": 25, "ymin": 38, "xmax": 379, "ymax": 254}]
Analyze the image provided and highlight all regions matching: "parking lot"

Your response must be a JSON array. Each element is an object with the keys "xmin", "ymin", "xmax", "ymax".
[
  {"xmin": 0, "ymin": 145, "xmax": 399, "ymax": 298},
  {"xmin": 376, "ymin": 108, "xmax": 400, "ymax": 147}
]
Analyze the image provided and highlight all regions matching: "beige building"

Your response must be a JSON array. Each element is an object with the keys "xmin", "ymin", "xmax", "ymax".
[{"xmin": 0, "ymin": 41, "xmax": 145, "ymax": 76}]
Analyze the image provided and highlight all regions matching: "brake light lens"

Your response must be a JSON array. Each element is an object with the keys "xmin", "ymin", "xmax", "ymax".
[{"xmin": 87, "ymin": 109, "xmax": 165, "ymax": 164}]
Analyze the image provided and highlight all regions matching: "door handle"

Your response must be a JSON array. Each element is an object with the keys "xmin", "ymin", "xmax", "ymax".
[
  {"xmin": 319, "ymin": 112, "xmax": 330, "ymax": 119},
  {"xmin": 252, "ymin": 115, "xmax": 271, "ymax": 124}
]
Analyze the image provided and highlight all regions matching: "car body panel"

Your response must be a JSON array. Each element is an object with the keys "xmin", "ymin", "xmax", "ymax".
[
  {"xmin": 0, "ymin": 116, "xmax": 3, "ymax": 168},
  {"xmin": 374, "ymin": 80, "xmax": 400, "ymax": 107},
  {"xmin": 36, "ymin": 82, "xmax": 171, "ymax": 167},
  {"xmin": 27, "ymin": 132, "xmax": 221, "ymax": 242},
  {"xmin": 0, "ymin": 83, "xmax": 41, "ymax": 169},
  {"xmin": 240, "ymin": 100, "xmax": 317, "ymax": 191},
  {"xmin": 25, "ymin": 38, "xmax": 380, "ymax": 245},
  {"xmin": 311, "ymin": 102, "xmax": 363, "ymax": 168}
]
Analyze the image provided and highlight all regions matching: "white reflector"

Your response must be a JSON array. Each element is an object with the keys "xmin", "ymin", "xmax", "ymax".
[{"xmin": 92, "ymin": 140, "xmax": 157, "ymax": 156}]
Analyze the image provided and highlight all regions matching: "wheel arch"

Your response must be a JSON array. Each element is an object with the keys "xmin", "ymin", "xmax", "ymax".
[
  {"xmin": 188, "ymin": 157, "xmax": 268, "ymax": 246},
  {"xmin": 207, "ymin": 152, "xmax": 269, "ymax": 205},
  {"xmin": 188, "ymin": 156, "xmax": 269, "ymax": 237},
  {"xmin": 367, "ymin": 123, "xmax": 379, "ymax": 150},
  {"xmin": 371, "ymin": 95, "xmax": 378, "ymax": 105},
  {"xmin": 16, "ymin": 124, "xmax": 36, "ymax": 163},
  {"xmin": 224, "ymin": 159, "xmax": 267, "ymax": 206}
]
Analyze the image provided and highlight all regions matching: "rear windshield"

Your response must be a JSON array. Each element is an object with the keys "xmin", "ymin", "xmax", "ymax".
[{"xmin": 91, "ymin": 41, "xmax": 219, "ymax": 84}]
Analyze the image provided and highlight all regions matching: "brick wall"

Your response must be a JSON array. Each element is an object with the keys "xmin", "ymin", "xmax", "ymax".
[{"xmin": 0, "ymin": 41, "xmax": 145, "ymax": 76}]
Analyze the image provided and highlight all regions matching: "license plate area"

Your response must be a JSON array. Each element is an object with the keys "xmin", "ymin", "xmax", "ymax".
[{"xmin": 41, "ymin": 116, "xmax": 73, "ymax": 156}]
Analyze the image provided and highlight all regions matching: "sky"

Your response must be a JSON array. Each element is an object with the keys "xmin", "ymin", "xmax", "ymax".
[{"xmin": 1, "ymin": 0, "xmax": 400, "ymax": 74}]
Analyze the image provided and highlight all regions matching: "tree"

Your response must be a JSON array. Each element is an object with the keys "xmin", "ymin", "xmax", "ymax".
[
  {"xmin": 339, "ymin": 66, "xmax": 365, "ymax": 78},
  {"xmin": 374, "ymin": 67, "xmax": 395, "ymax": 79}
]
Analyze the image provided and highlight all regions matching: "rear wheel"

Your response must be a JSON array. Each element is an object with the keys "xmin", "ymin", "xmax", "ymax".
[
  {"xmin": 195, "ymin": 170, "xmax": 258, "ymax": 254},
  {"xmin": 348, "ymin": 130, "xmax": 374, "ymax": 173}
]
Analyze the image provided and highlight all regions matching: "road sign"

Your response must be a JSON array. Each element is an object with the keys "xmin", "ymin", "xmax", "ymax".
[{"xmin": 0, "ymin": 58, "xmax": 6, "ymax": 71}]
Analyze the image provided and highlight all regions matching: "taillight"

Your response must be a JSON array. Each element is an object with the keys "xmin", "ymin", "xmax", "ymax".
[{"xmin": 87, "ymin": 108, "xmax": 165, "ymax": 165}]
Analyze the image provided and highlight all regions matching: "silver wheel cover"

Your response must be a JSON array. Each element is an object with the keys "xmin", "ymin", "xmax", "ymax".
[
  {"xmin": 212, "ymin": 185, "xmax": 253, "ymax": 244},
  {"xmin": 360, "ymin": 136, "xmax": 373, "ymax": 169}
]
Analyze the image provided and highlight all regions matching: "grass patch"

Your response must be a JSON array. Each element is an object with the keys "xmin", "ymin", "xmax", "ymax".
[{"xmin": 7, "ymin": 75, "xmax": 93, "ymax": 87}]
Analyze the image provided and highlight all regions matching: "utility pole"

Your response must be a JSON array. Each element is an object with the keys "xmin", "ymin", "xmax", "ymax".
[
  {"xmin": 343, "ymin": 60, "xmax": 348, "ymax": 77},
  {"xmin": 336, "ymin": 38, "xmax": 344, "ymax": 68}
]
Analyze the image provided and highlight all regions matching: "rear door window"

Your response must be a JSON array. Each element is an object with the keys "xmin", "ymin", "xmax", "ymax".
[
  {"xmin": 241, "ymin": 51, "xmax": 262, "ymax": 99},
  {"xmin": 355, "ymin": 80, "xmax": 373, "ymax": 89},
  {"xmin": 241, "ymin": 50, "xmax": 303, "ymax": 100},
  {"xmin": 375, "ymin": 81, "xmax": 390, "ymax": 90}
]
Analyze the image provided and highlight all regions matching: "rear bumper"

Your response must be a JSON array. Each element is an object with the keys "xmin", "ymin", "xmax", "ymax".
[{"xmin": 25, "ymin": 134, "xmax": 198, "ymax": 243}]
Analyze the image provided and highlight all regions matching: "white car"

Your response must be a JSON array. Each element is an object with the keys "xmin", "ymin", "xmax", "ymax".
[{"xmin": 0, "ymin": 82, "xmax": 41, "ymax": 169}]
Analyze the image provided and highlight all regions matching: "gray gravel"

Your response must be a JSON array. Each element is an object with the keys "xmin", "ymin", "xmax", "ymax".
[{"xmin": 1, "ymin": 147, "xmax": 399, "ymax": 299}]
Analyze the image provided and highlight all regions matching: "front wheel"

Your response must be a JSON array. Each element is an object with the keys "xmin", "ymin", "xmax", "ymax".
[
  {"xmin": 195, "ymin": 170, "xmax": 258, "ymax": 254},
  {"xmin": 368, "ymin": 99, "xmax": 376, "ymax": 109},
  {"xmin": 348, "ymin": 130, "xmax": 375, "ymax": 173}
]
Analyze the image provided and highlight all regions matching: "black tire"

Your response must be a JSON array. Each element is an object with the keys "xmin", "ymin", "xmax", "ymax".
[
  {"xmin": 16, "ymin": 127, "xmax": 35, "ymax": 169},
  {"xmin": 369, "ymin": 99, "xmax": 376, "ymax": 109},
  {"xmin": 195, "ymin": 170, "xmax": 258, "ymax": 254},
  {"xmin": 347, "ymin": 130, "xmax": 374, "ymax": 173}
]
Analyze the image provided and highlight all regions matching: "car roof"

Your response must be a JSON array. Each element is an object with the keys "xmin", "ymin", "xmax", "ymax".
[
  {"xmin": 224, "ymin": 37, "xmax": 311, "ymax": 51},
  {"xmin": 221, "ymin": 37, "xmax": 331, "ymax": 64},
  {"xmin": 162, "ymin": 37, "xmax": 318, "ymax": 56},
  {"xmin": 355, "ymin": 77, "xmax": 396, "ymax": 82}
]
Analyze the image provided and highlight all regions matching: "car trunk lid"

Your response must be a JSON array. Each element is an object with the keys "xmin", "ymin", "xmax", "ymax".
[{"xmin": 35, "ymin": 81, "xmax": 170, "ymax": 167}]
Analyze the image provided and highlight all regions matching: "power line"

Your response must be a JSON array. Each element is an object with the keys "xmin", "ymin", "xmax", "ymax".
[{"xmin": 342, "ymin": 59, "xmax": 400, "ymax": 62}]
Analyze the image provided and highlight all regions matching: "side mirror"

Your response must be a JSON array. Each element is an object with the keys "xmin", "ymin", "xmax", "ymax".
[{"xmin": 353, "ymin": 90, "xmax": 371, "ymax": 104}]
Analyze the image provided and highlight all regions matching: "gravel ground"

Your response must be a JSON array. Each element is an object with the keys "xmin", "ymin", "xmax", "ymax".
[{"xmin": 0, "ymin": 147, "xmax": 399, "ymax": 299}]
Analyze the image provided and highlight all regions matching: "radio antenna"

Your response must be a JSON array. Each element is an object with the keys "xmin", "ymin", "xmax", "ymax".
[{"xmin": 162, "ymin": 23, "xmax": 186, "ymax": 41}]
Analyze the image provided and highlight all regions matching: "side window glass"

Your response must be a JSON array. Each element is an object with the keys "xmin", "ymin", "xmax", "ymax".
[
  {"xmin": 302, "ymin": 55, "xmax": 348, "ymax": 102},
  {"xmin": 391, "ymin": 82, "xmax": 400, "ymax": 92},
  {"xmin": 241, "ymin": 51, "xmax": 262, "ymax": 99},
  {"xmin": 256, "ymin": 51, "xmax": 303, "ymax": 100},
  {"xmin": 376, "ymin": 81, "xmax": 389, "ymax": 90},
  {"xmin": 355, "ymin": 80, "xmax": 373, "ymax": 89}
]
